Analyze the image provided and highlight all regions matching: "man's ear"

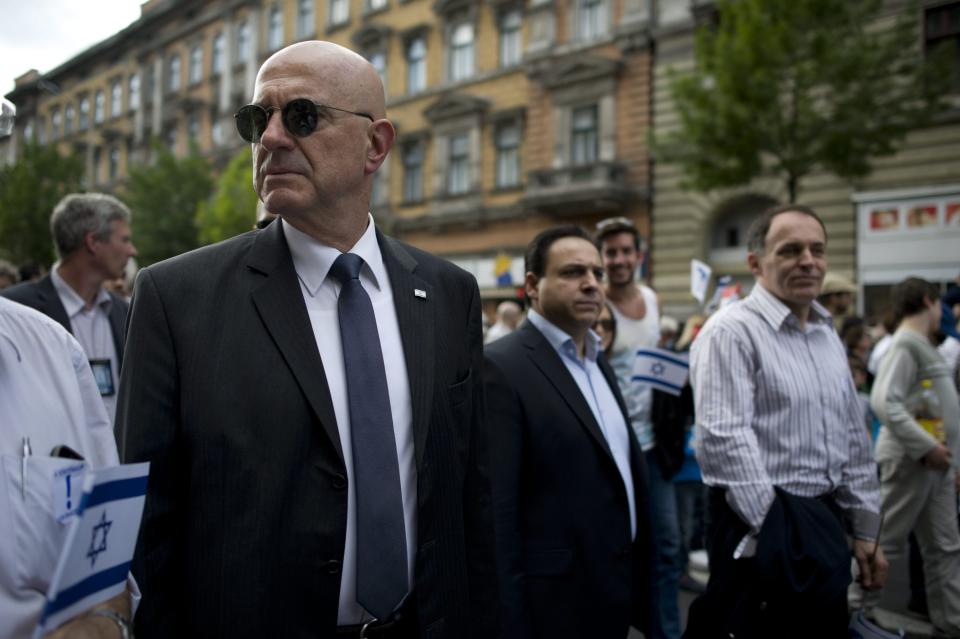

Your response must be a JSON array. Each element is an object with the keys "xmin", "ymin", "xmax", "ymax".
[
  {"xmin": 365, "ymin": 119, "xmax": 396, "ymax": 174},
  {"xmin": 747, "ymin": 252, "xmax": 762, "ymax": 278},
  {"xmin": 83, "ymin": 231, "xmax": 100, "ymax": 255},
  {"xmin": 524, "ymin": 272, "xmax": 539, "ymax": 305}
]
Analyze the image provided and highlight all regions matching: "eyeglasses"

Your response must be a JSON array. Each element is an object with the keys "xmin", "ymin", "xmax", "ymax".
[
  {"xmin": 234, "ymin": 98, "xmax": 375, "ymax": 143},
  {"xmin": 593, "ymin": 319, "xmax": 614, "ymax": 332}
]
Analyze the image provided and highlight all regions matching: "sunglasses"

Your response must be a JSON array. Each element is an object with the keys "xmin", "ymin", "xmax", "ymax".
[
  {"xmin": 593, "ymin": 319, "xmax": 614, "ymax": 331},
  {"xmin": 234, "ymin": 98, "xmax": 374, "ymax": 143}
]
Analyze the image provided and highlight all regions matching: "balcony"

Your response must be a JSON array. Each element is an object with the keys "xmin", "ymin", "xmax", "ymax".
[{"xmin": 521, "ymin": 161, "xmax": 640, "ymax": 216}]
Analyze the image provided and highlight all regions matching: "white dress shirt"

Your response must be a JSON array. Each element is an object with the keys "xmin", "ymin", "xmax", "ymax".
[
  {"xmin": 283, "ymin": 217, "xmax": 416, "ymax": 625},
  {"xmin": 50, "ymin": 266, "xmax": 119, "ymax": 424},
  {"xmin": 690, "ymin": 284, "xmax": 880, "ymax": 542},
  {"xmin": 0, "ymin": 296, "xmax": 120, "ymax": 638},
  {"xmin": 526, "ymin": 310, "xmax": 637, "ymax": 538}
]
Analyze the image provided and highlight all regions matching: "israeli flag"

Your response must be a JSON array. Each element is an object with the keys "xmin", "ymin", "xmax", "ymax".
[
  {"xmin": 34, "ymin": 463, "xmax": 149, "ymax": 638},
  {"xmin": 632, "ymin": 348, "xmax": 689, "ymax": 396}
]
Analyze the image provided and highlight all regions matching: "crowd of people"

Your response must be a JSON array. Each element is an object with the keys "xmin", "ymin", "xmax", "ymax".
[{"xmin": 2, "ymin": 38, "xmax": 959, "ymax": 639}]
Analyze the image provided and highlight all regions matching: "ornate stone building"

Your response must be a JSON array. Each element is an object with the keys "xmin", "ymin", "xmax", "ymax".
[
  {"xmin": 650, "ymin": 0, "xmax": 960, "ymax": 319},
  {"xmin": 2, "ymin": 0, "xmax": 659, "ymax": 307}
]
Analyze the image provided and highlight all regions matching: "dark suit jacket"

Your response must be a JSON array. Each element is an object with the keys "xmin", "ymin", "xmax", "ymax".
[
  {"xmin": 1, "ymin": 274, "xmax": 128, "ymax": 368},
  {"xmin": 116, "ymin": 220, "xmax": 499, "ymax": 639},
  {"xmin": 483, "ymin": 321, "xmax": 653, "ymax": 639},
  {"xmin": 686, "ymin": 488, "xmax": 850, "ymax": 639}
]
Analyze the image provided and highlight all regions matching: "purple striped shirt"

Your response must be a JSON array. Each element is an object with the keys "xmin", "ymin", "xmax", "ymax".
[{"xmin": 690, "ymin": 283, "xmax": 880, "ymax": 539}]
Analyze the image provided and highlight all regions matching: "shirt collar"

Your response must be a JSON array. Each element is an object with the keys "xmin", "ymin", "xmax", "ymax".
[
  {"xmin": 527, "ymin": 309, "xmax": 601, "ymax": 363},
  {"xmin": 50, "ymin": 264, "xmax": 112, "ymax": 317},
  {"xmin": 748, "ymin": 282, "xmax": 831, "ymax": 331},
  {"xmin": 282, "ymin": 214, "xmax": 386, "ymax": 297}
]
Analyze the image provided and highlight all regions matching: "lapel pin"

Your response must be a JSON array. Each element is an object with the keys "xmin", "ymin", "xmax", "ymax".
[{"xmin": 414, "ymin": 288, "xmax": 427, "ymax": 299}]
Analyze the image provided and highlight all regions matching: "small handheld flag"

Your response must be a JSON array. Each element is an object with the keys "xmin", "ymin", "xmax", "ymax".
[
  {"xmin": 632, "ymin": 348, "xmax": 689, "ymax": 396},
  {"xmin": 34, "ymin": 462, "xmax": 149, "ymax": 638}
]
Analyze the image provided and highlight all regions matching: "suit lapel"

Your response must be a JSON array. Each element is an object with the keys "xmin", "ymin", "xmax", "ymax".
[
  {"xmin": 247, "ymin": 221, "xmax": 343, "ymax": 461},
  {"xmin": 37, "ymin": 276, "xmax": 72, "ymax": 333},
  {"xmin": 107, "ymin": 293, "xmax": 126, "ymax": 371},
  {"xmin": 520, "ymin": 322, "xmax": 615, "ymax": 461},
  {"xmin": 379, "ymin": 231, "xmax": 434, "ymax": 469}
]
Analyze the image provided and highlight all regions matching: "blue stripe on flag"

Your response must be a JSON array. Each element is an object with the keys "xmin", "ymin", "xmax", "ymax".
[
  {"xmin": 635, "ymin": 350, "xmax": 689, "ymax": 369},
  {"xmin": 632, "ymin": 375, "xmax": 684, "ymax": 392},
  {"xmin": 84, "ymin": 476, "xmax": 148, "ymax": 509},
  {"xmin": 42, "ymin": 561, "xmax": 131, "ymax": 618}
]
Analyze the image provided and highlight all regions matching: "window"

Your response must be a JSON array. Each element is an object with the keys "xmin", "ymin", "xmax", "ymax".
[
  {"xmin": 212, "ymin": 32, "xmax": 225, "ymax": 74},
  {"xmin": 925, "ymin": 3, "xmax": 960, "ymax": 92},
  {"xmin": 447, "ymin": 132, "xmax": 470, "ymax": 194},
  {"xmin": 189, "ymin": 45, "xmax": 203, "ymax": 84},
  {"xmin": 65, "ymin": 104, "xmax": 75, "ymax": 135},
  {"xmin": 165, "ymin": 125, "xmax": 177, "ymax": 151},
  {"xmin": 94, "ymin": 90, "xmax": 105, "ymax": 124},
  {"xmin": 329, "ymin": 0, "xmax": 348, "ymax": 27},
  {"xmin": 495, "ymin": 121, "xmax": 520, "ymax": 187},
  {"xmin": 93, "ymin": 147, "xmax": 102, "ymax": 183},
  {"xmin": 78, "ymin": 97, "xmax": 90, "ymax": 131},
  {"xmin": 212, "ymin": 119, "xmax": 224, "ymax": 146},
  {"xmin": 268, "ymin": 6, "xmax": 284, "ymax": 50},
  {"xmin": 37, "ymin": 120, "xmax": 46, "ymax": 145},
  {"xmin": 570, "ymin": 104, "xmax": 597, "ymax": 166},
  {"xmin": 368, "ymin": 51, "xmax": 386, "ymax": 88},
  {"xmin": 188, "ymin": 114, "xmax": 201, "ymax": 142},
  {"xmin": 168, "ymin": 55, "xmax": 181, "ymax": 92},
  {"xmin": 499, "ymin": 9, "xmax": 522, "ymax": 68},
  {"xmin": 237, "ymin": 21, "xmax": 250, "ymax": 61},
  {"xmin": 128, "ymin": 73, "xmax": 140, "ymax": 111},
  {"xmin": 111, "ymin": 80, "xmax": 122, "ymax": 117},
  {"xmin": 406, "ymin": 37, "xmax": 426, "ymax": 94},
  {"xmin": 367, "ymin": 0, "xmax": 387, "ymax": 12},
  {"xmin": 577, "ymin": 0, "xmax": 607, "ymax": 41},
  {"xmin": 298, "ymin": 0, "xmax": 315, "ymax": 37},
  {"xmin": 449, "ymin": 23, "xmax": 474, "ymax": 82},
  {"xmin": 51, "ymin": 108, "xmax": 61, "ymax": 138},
  {"xmin": 402, "ymin": 141, "xmax": 424, "ymax": 202},
  {"xmin": 24, "ymin": 119, "xmax": 33, "ymax": 142},
  {"xmin": 109, "ymin": 147, "xmax": 120, "ymax": 181}
]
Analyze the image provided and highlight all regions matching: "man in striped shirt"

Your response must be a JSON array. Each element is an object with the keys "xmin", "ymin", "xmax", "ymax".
[{"xmin": 686, "ymin": 204, "xmax": 887, "ymax": 637}]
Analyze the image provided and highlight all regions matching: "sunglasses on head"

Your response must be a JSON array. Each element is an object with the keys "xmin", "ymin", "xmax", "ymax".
[{"xmin": 234, "ymin": 98, "xmax": 375, "ymax": 143}]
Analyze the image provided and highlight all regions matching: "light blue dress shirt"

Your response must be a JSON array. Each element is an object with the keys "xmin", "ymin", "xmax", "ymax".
[{"xmin": 527, "ymin": 310, "xmax": 637, "ymax": 539}]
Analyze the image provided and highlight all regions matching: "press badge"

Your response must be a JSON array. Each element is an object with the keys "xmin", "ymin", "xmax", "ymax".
[
  {"xmin": 52, "ymin": 462, "xmax": 87, "ymax": 522},
  {"xmin": 89, "ymin": 359, "xmax": 115, "ymax": 396}
]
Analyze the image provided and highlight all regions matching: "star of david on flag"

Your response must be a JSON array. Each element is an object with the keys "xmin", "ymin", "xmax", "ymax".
[
  {"xmin": 34, "ymin": 462, "xmax": 149, "ymax": 638},
  {"xmin": 631, "ymin": 347, "xmax": 689, "ymax": 396}
]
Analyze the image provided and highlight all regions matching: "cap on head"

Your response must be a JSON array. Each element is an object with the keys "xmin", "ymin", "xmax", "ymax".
[{"xmin": 819, "ymin": 273, "xmax": 856, "ymax": 297}]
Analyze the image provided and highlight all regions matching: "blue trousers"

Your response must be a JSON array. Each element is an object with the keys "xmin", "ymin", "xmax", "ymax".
[{"xmin": 645, "ymin": 449, "xmax": 682, "ymax": 639}]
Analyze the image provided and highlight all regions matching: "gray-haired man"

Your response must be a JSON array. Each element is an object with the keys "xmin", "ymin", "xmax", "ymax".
[{"xmin": 2, "ymin": 193, "xmax": 138, "ymax": 423}]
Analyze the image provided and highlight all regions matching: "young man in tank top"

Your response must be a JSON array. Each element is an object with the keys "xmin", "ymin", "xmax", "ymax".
[{"xmin": 597, "ymin": 217, "xmax": 681, "ymax": 639}]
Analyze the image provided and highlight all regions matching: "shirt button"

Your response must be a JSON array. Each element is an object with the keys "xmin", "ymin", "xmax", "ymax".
[
  {"xmin": 331, "ymin": 474, "xmax": 347, "ymax": 490},
  {"xmin": 324, "ymin": 560, "xmax": 342, "ymax": 575}
]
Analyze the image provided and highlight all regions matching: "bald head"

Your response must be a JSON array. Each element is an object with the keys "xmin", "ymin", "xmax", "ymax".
[{"xmin": 257, "ymin": 41, "xmax": 386, "ymax": 119}]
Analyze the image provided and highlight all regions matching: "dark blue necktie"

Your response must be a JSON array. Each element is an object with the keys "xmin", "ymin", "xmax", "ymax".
[{"xmin": 329, "ymin": 252, "xmax": 408, "ymax": 621}]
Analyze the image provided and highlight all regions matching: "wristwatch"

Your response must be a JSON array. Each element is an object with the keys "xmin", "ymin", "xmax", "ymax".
[{"xmin": 88, "ymin": 607, "xmax": 133, "ymax": 639}]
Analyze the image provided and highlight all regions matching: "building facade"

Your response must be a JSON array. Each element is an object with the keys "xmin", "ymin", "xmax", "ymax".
[
  {"xmin": 2, "ymin": 0, "xmax": 662, "ymax": 309},
  {"xmin": 650, "ymin": 0, "xmax": 960, "ymax": 320}
]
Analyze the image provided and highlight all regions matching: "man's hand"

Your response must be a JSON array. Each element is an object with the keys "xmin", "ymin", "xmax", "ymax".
[
  {"xmin": 46, "ymin": 591, "xmax": 129, "ymax": 638},
  {"xmin": 923, "ymin": 444, "xmax": 952, "ymax": 471},
  {"xmin": 853, "ymin": 539, "xmax": 888, "ymax": 591}
]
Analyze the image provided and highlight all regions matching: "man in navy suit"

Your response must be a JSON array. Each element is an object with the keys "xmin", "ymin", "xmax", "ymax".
[
  {"xmin": 484, "ymin": 226, "xmax": 652, "ymax": 639},
  {"xmin": 2, "ymin": 192, "xmax": 136, "ymax": 423},
  {"xmin": 116, "ymin": 41, "xmax": 498, "ymax": 638}
]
